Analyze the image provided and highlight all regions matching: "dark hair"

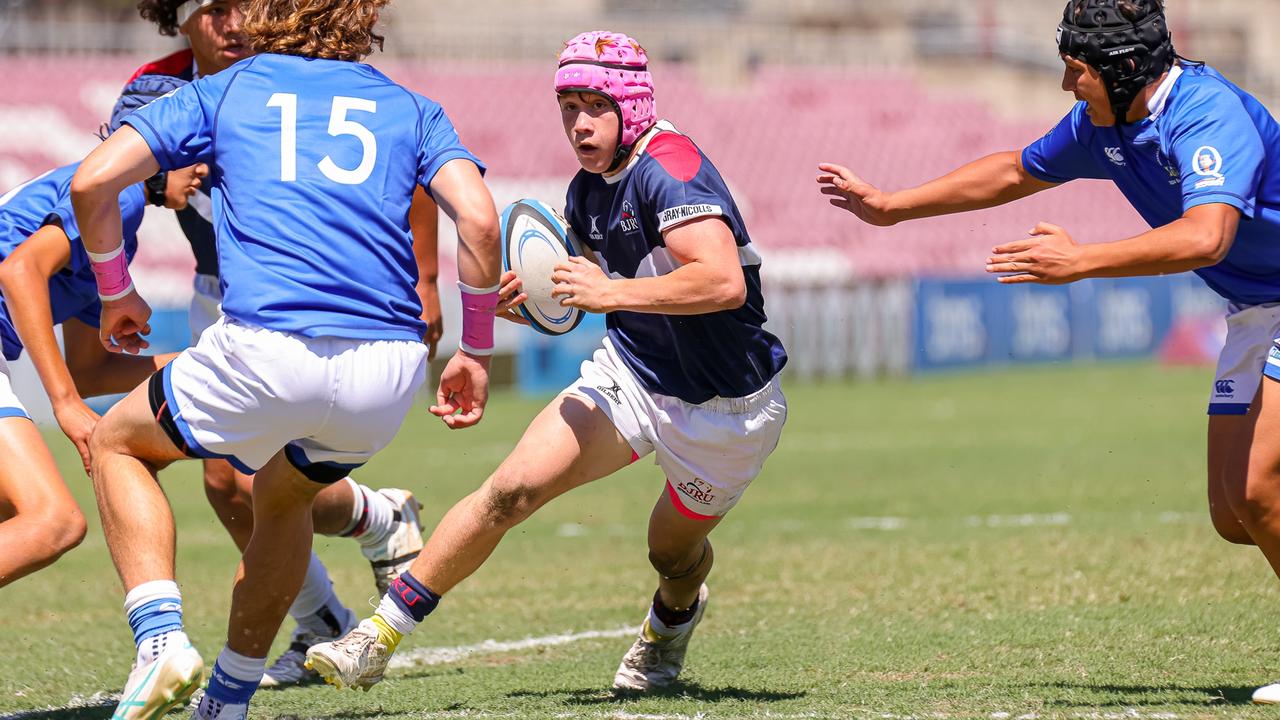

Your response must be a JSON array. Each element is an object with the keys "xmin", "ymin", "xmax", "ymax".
[{"xmin": 137, "ymin": 0, "xmax": 185, "ymax": 36}]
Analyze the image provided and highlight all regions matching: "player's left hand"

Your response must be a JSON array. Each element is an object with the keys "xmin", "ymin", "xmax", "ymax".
[
  {"xmin": 551, "ymin": 256, "xmax": 613, "ymax": 312},
  {"xmin": 430, "ymin": 350, "xmax": 491, "ymax": 429},
  {"xmin": 986, "ymin": 222, "xmax": 1087, "ymax": 285}
]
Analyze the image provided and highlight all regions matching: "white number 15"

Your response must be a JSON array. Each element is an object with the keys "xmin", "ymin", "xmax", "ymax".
[{"xmin": 267, "ymin": 93, "xmax": 378, "ymax": 185}]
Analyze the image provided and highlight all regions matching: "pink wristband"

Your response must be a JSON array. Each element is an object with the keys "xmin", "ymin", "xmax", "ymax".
[
  {"xmin": 459, "ymin": 281, "xmax": 499, "ymax": 356},
  {"xmin": 87, "ymin": 245, "xmax": 134, "ymax": 301}
]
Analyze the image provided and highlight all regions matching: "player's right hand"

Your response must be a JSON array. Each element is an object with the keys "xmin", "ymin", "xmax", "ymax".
[
  {"xmin": 430, "ymin": 350, "xmax": 492, "ymax": 429},
  {"xmin": 54, "ymin": 400, "xmax": 101, "ymax": 475},
  {"xmin": 817, "ymin": 163, "xmax": 898, "ymax": 226},
  {"xmin": 99, "ymin": 291, "xmax": 152, "ymax": 354},
  {"xmin": 496, "ymin": 270, "xmax": 530, "ymax": 326}
]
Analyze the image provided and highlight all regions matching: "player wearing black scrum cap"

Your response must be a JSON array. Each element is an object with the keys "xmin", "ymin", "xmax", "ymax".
[{"xmin": 820, "ymin": 2, "xmax": 1280, "ymax": 702}]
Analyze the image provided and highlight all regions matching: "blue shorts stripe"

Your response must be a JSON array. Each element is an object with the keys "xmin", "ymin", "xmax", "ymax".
[
  {"xmin": 0, "ymin": 407, "xmax": 30, "ymax": 420},
  {"xmin": 162, "ymin": 364, "xmax": 258, "ymax": 475},
  {"xmin": 1208, "ymin": 403, "xmax": 1250, "ymax": 416}
]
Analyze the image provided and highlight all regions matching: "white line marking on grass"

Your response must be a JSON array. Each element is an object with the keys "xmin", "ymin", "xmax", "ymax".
[
  {"xmin": 847, "ymin": 517, "xmax": 908, "ymax": 531},
  {"xmin": 966, "ymin": 513, "xmax": 1071, "ymax": 528},
  {"xmin": 388, "ymin": 625, "xmax": 637, "ymax": 668}
]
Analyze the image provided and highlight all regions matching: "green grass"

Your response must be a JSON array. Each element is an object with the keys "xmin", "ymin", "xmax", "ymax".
[{"xmin": 2, "ymin": 362, "xmax": 1278, "ymax": 719}]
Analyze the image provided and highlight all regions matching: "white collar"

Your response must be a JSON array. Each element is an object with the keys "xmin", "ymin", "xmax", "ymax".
[
  {"xmin": 603, "ymin": 119, "xmax": 677, "ymax": 185},
  {"xmin": 1145, "ymin": 63, "xmax": 1183, "ymax": 120}
]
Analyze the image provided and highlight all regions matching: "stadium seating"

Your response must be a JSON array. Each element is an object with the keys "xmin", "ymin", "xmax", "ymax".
[{"xmin": 0, "ymin": 56, "xmax": 1148, "ymax": 283}]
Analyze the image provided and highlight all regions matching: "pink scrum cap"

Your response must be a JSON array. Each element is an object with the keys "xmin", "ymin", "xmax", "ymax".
[{"xmin": 555, "ymin": 31, "xmax": 656, "ymax": 168}]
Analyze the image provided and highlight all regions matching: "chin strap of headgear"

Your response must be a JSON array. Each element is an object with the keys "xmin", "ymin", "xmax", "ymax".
[{"xmin": 1058, "ymin": 0, "xmax": 1175, "ymax": 122}]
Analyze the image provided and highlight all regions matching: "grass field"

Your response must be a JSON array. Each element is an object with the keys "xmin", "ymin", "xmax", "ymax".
[{"xmin": 3, "ymin": 361, "xmax": 1279, "ymax": 720}]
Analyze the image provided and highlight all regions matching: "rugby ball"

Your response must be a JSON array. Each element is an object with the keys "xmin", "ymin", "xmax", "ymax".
[{"xmin": 500, "ymin": 199, "xmax": 586, "ymax": 336}]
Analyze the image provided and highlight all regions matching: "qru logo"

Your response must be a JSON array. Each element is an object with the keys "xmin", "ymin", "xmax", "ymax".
[
  {"xmin": 1104, "ymin": 147, "xmax": 1126, "ymax": 166},
  {"xmin": 1192, "ymin": 145, "xmax": 1225, "ymax": 189}
]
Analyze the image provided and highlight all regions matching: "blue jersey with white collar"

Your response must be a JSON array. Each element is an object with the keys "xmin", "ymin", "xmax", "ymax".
[
  {"xmin": 564, "ymin": 121, "xmax": 787, "ymax": 404},
  {"xmin": 0, "ymin": 163, "xmax": 146, "ymax": 360},
  {"xmin": 123, "ymin": 53, "xmax": 483, "ymax": 342},
  {"xmin": 1023, "ymin": 63, "xmax": 1280, "ymax": 306}
]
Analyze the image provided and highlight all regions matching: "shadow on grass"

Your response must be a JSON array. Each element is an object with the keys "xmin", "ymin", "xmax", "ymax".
[
  {"xmin": 506, "ymin": 679, "xmax": 806, "ymax": 705},
  {"xmin": 0, "ymin": 705, "xmax": 114, "ymax": 720},
  {"xmin": 1036, "ymin": 681, "xmax": 1256, "ymax": 707}
]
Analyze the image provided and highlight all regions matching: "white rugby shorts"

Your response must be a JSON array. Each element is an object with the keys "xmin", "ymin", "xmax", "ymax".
[
  {"xmin": 156, "ymin": 316, "xmax": 428, "ymax": 476},
  {"xmin": 565, "ymin": 337, "xmax": 787, "ymax": 519},
  {"xmin": 1211, "ymin": 301, "xmax": 1280, "ymax": 415},
  {"xmin": 188, "ymin": 273, "xmax": 222, "ymax": 345},
  {"xmin": 0, "ymin": 355, "xmax": 29, "ymax": 420}
]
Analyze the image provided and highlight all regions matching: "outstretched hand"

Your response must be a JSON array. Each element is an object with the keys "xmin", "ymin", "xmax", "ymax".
[
  {"xmin": 429, "ymin": 350, "xmax": 491, "ymax": 429},
  {"xmin": 816, "ymin": 163, "xmax": 898, "ymax": 226},
  {"xmin": 986, "ymin": 222, "xmax": 1087, "ymax": 285}
]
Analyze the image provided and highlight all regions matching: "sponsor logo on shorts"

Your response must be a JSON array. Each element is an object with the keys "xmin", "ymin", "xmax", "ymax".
[
  {"xmin": 658, "ymin": 204, "xmax": 720, "ymax": 228},
  {"xmin": 1215, "ymin": 379, "xmax": 1235, "ymax": 398},
  {"xmin": 1270, "ymin": 344, "xmax": 1280, "ymax": 364},
  {"xmin": 596, "ymin": 382, "xmax": 623, "ymax": 406},
  {"xmin": 1104, "ymin": 147, "xmax": 1126, "ymax": 166},
  {"xmin": 677, "ymin": 477, "xmax": 717, "ymax": 508}
]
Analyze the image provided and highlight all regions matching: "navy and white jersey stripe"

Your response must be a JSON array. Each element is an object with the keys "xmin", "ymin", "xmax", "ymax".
[{"xmin": 564, "ymin": 120, "xmax": 787, "ymax": 404}]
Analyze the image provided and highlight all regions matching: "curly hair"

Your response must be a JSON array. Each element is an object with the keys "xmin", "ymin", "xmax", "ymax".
[
  {"xmin": 137, "ymin": 0, "xmax": 185, "ymax": 36},
  {"xmin": 242, "ymin": 0, "xmax": 390, "ymax": 62}
]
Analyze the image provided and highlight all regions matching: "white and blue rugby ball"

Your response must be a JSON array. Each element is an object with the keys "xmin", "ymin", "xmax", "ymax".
[{"xmin": 500, "ymin": 198, "xmax": 585, "ymax": 336}]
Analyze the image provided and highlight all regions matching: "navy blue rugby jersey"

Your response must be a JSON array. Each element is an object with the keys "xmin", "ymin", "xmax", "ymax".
[{"xmin": 564, "ymin": 121, "xmax": 787, "ymax": 404}]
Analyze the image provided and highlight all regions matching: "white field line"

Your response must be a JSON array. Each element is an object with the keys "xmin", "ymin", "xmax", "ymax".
[
  {"xmin": 388, "ymin": 625, "xmax": 636, "ymax": 668},
  {"xmin": 844, "ymin": 511, "xmax": 1203, "ymax": 533}
]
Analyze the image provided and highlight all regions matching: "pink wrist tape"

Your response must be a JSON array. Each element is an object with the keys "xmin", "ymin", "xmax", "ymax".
[
  {"xmin": 87, "ymin": 245, "xmax": 134, "ymax": 301},
  {"xmin": 458, "ymin": 281, "xmax": 499, "ymax": 356}
]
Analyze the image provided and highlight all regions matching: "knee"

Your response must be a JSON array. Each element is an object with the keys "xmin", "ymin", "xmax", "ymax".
[
  {"xmin": 26, "ymin": 503, "xmax": 87, "ymax": 559},
  {"xmin": 477, "ymin": 471, "xmax": 544, "ymax": 528},
  {"xmin": 1209, "ymin": 506, "xmax": 1255, "ymax": 545},
  {"xmin": 1235, "ymin": 471, "xmax": 1280, "ymax": 527}
]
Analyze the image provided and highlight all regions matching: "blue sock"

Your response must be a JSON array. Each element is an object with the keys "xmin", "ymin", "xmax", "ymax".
[
  {"xmin": 204, "ymin": 648, "xmax": 264, "ymax": 707},
  {"xmin": 389, "ymin": 573, "xmax": 441, "ymax": 622},
  {"xmin": 123, "ymin": 581, "xmax": 184, "ymax": 647}
]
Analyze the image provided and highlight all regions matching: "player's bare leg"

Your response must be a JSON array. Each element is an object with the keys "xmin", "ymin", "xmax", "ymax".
[
  {"xmin": 1208, "ymin": 413, "xmax": 1256, "ymax": 545},
  {"xmin": 0, "ymin": 417, "xmax": 86, "ymax": 587},
  {"xmin": 90, "ymin": 382, "xmax": 204, "ymax": 720},
  {"xmin": 306, "ymin": 394, "xmax": 633, "ymax": 688},
  {"xmin": 613, "ymin": 494, "xmax": 721, "ymax": 692}
]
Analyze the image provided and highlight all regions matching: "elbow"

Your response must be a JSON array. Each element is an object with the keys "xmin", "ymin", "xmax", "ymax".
[
  {"xmin": 1195, "ymin": 230, "xmax": 1232, "ymax": 265},
  {"xmin": 716, "ymin": 275, "xmax": 748, "ymax": 311},
  {"xmin": 69, "ymin": 162, "xmax": 116, "ymax": 208}
]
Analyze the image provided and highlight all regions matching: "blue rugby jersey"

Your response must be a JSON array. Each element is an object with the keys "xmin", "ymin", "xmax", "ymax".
[
  {"xmin": 564, "ymin": 121, "xmax": 787, "ymax": 404},
  {"xmin": 123, "ymin": 53, "xmax": 483, "ymax": 342},
  {"xmin": 1023, "ymin": 63, "xmax": 1280, "ymax": 305},
  {"xmin": 0, "ymin": 163, "xmax": 146, "ymax": 360}
]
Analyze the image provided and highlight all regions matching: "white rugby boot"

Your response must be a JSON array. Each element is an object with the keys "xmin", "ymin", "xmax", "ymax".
[
  {"xmin": 112, "ymin": 636, "xmax": 204, "ymax": 720},
  {"xmin": 304, "ymin": 619, "xmax": 394, "ymax": 690},
  {"xmin": 1254, "ymin": 682, "xmax": 1280, "ymax": 704},
  {"xmin": 363, "ymin": 489, "xmax": 425, "ymax": 596},
  {"xmin": 260, "ymin": 607, "xmax": 357, "ymax": 688},
  {"xmin": 612, "ymin": 584, "xmax": 709, "ymax": 692}
]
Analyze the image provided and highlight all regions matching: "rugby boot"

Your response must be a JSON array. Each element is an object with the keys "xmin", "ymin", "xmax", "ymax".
[
  {"xmin": 1254, "ymin": 682, "xmax": 1280, "ymax": 704},
  {"xmin": 112, "ymin": 637, "xmax": 204, "ymax": 720},
  {"xmin": 260, "ymin": 606, "xmax": 357, "ymax": 688},
  {"xmin": 304, "ymin": 619, "xmax": 394, "ymax": 690},
  {"xmin": 612, "ymin": 584, "xmax": 709, "ymax": 692}
]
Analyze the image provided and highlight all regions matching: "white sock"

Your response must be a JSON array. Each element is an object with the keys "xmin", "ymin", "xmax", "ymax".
[
  {"xmin": 647, "ymin": 605, "xmax": 692, "ymax": 639},
  {"xmin": 375, "ymin": 593, "xmax": 419, "ymax": 636},
  {"xmin": 124, "ymin": 580, "xmax": 187, "ymax": 665},
  {"xmin": 287, "ymin": 552, "xmax": 339, "ymax": 620},
  {"xmin": 352, "ymin": 483, "xmax": 398, "ymax": 549}
]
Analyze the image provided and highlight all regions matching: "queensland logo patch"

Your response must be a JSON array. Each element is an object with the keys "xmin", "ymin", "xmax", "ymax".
[
  {"xmin": 1104, "ymin": 147, "xmax": 1126, "ymax": 166},
  {"xmin": 1192, "ymin": 146, "xmax": 1225, "ymax": 189}
]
